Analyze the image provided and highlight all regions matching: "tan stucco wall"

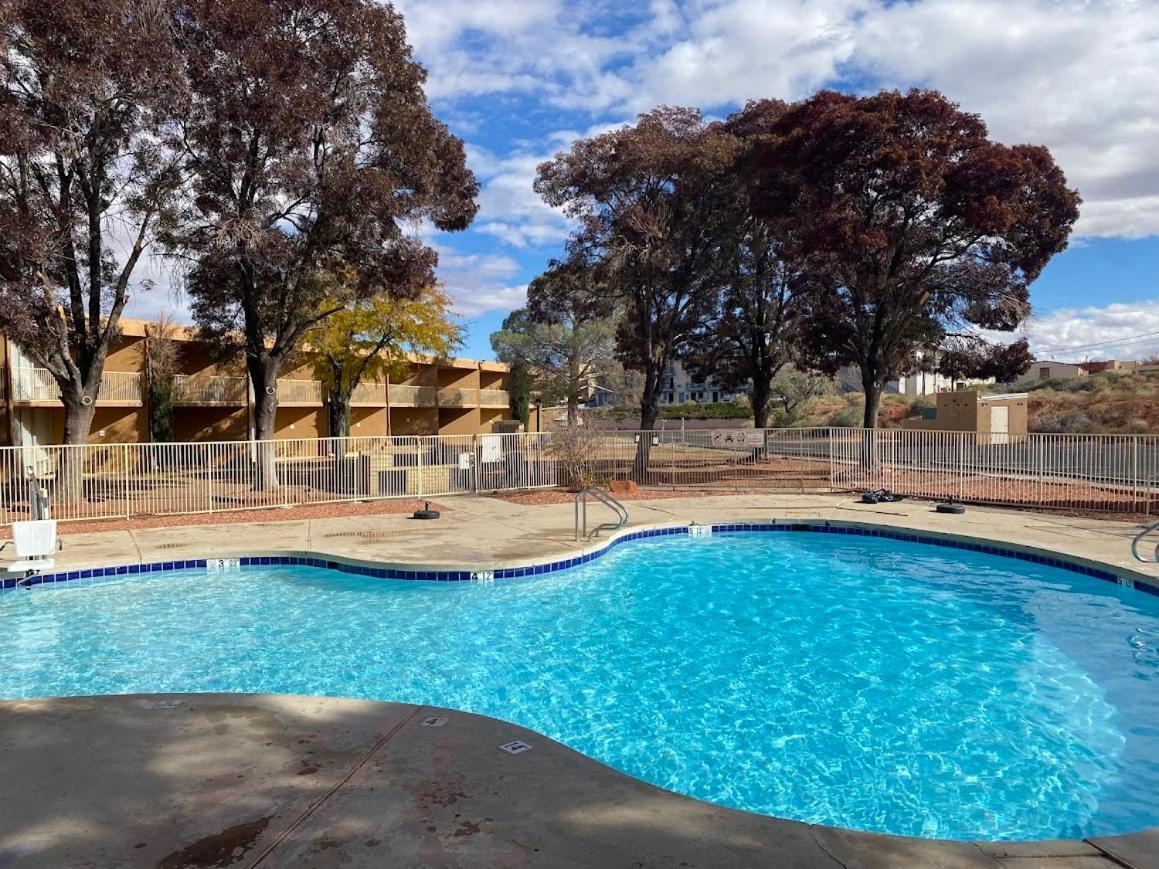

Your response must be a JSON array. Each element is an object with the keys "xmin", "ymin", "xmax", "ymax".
[
  {"xmin": 390, "ymin": 408, "xmax": 439, "ymax": 436},
  {"xmin": 173, "ymin": 407, "xmax": 248, "ymax": 442},
  {"xmin": 103, "ymin": 335, "xmax": 146, "ymax": 373},
  {"xmin": 437, "ymin": 407, "xmax": 481, "ymax": 436},
  {"xmin": 933, "ymin": 391, "xmax": 980, "ymax": 432},
  {"xmin": 274, "ymin": 407, "xmax": 326, "ymax": 440},
  {"xmin": 350, "ymin": 407, "xmax": 388, "ymax": 437}
]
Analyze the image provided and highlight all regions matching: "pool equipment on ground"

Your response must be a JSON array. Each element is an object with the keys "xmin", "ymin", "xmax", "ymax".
[{"xmin": 413, "ymin": 501, "xmax": 440, "ymax": 520}]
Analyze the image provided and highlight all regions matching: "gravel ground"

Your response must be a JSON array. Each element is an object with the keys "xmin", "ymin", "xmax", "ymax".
[
  {"xmin": 55, "ymin": 498, "xmax": 445, "ymax": 536},
  {"xmin": 488, "ymin": 489, "xmax": 711, "ymax": 506}
]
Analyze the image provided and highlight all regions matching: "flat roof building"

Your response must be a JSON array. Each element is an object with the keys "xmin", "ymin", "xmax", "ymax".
[{"xmin": 1, "ymin": 319, "xmax": 515, "ymax": 448}]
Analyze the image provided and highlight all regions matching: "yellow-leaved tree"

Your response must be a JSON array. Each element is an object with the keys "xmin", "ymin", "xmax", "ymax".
[{"xmin": 307, "ymin": 286, "xmax": 463, "ymax": 437}]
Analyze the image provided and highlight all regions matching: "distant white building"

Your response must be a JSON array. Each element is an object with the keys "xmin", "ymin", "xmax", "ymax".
[
  {"xmin": 1018, "ymin": 360, "xmax": 1088, "ymax": 384},
  {"xmin": 894, "ymin": 370, "xmax": 995, "ymax": 395},
  {"xmin": 835, "ymin": 364, "xmax": 991, "ymax": 396},
  {"xmin": 658, "ymin": 360, "xmax": 744, "ymax": 405},
  {"xmin": 588, "ymin": 360, "xmax": 744, "ymax": 408}
]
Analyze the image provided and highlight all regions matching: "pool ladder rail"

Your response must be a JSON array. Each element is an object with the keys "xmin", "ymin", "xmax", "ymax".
[
  {"xmin": 574, "ymin": 486, "xmax": 629, "ymax": 541},
  {"xmin": 1132, "ymin": 519, "xmax": 1159, "ymax": 563}
]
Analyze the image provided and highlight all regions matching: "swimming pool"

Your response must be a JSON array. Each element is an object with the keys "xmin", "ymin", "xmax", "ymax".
[{"xmin": 2, "ymin": 527, "xmax": 1158, "ymax": 842}]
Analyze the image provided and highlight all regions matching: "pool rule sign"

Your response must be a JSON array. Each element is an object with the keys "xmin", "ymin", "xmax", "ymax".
[{"xmin": 711, "ymin": 431, "xmax": 765, "ymax": 448}]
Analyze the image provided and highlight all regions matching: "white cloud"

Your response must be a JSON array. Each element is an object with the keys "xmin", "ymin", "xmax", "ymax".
[
  {"xmin": 406, "ymin": 0, "xmax": 1159, "ymax": 242},
  {"xmin": 1022, "ymin": 302, "xmax": 1159, "ymax": 361},
  {"xmin": 474, "ymin": 150, "xmax": 575, "ymax": 249},
  {"xmin": 434, "ymin": 247, "xmax": 529, "ymax": 317}
]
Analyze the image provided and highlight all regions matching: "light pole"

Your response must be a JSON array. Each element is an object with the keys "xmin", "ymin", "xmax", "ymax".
[{"xmin": 534, "ymin": 397, "xmax": 542, "ymax": 432}]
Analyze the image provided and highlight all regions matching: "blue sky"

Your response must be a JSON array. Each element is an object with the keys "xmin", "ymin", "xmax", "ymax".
[{"xmin": 130, "ymin": 0, "xmax": 1159, "ymax": 363}]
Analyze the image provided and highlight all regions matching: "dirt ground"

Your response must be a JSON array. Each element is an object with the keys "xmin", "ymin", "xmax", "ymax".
[{"xmin": 53, "ymin": 498, "xmax": 444, "ymax": 536}]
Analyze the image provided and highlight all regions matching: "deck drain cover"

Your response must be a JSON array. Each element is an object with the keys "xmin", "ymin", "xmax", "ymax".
[
  {"xmin": 499, "ymin": 740, "xmax": 531, "ymax": 755},
  {"xmin": 421, "ymin": 716, "xmax": 449, "ymax": 728}
]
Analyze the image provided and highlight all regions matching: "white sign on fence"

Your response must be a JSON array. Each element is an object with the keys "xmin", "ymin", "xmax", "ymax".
[
  {"xmin": 480, "ymin": 435, "xmax": 503, "ymax": 463},
  {"xmin": 711, "ymin": 430, "xmax": 766, "ymax": 448}
]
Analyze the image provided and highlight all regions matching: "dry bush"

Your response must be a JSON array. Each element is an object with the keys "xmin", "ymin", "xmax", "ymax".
[{"xmin": 548, "ymin": 420, "xmax": 611, "ymax": 491}]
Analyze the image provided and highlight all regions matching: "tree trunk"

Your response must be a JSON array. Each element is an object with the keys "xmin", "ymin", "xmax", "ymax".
[
  {"xmin": 329, "ymin": 391, "xmax": 351, "ymax": 440},
  {"xmin": 862, "ymin": 382, "xmax": 882, "ymax": 429},
  {"xmin": 860, "ymin": 374, "xmax": 882, "ymax": 470},
  {"xmin": 751, "ymin": 377, "xmax": 771, "ymax": 430},
  {"xmin": 633, "ymin": 369, "xmax": 661, "ymax": 481},
  {"xmin": 248, "ymin": 356, "xmax": 281, "ymax": 491},
  {"xmin": 57, "ymin": 386, "xmax": 98, "ymax": 506}
]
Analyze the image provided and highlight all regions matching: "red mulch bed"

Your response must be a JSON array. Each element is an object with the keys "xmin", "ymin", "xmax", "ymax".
[
  {"xmin": 56, "ymin": 498, "xmax": 446, "ymax": 536},
  {"xmin": 489, "ymin": 489, "xmax": 712, "ymax": 506}
]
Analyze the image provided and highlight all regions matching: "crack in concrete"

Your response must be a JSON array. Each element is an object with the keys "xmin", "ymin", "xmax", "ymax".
[{"xmin": 248, "ymin": 704, "xmax": 426, "ymax": 867}]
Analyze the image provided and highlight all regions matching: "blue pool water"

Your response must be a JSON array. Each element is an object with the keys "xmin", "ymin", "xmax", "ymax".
[{"xmin": 2, "ymin": 532, "xmax": 1158, "ymax": 842}]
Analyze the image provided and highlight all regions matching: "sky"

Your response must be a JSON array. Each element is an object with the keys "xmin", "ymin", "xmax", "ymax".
[{"xmin": 128, "ymin": 0, "xmax": 1159, "ymax": 363}]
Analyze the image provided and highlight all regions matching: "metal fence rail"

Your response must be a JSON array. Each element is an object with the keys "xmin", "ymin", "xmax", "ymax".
[{"xmin": 0, "ymin": 428, "xmax": 1153, "ymax": 525}]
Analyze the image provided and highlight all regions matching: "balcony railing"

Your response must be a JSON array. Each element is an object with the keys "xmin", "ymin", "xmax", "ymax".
[
  {"xmin": 438, "ymin": 386, "xmax": 478, "ymax": 408},
  {"xmin": 388, "ymin": 384, "xmax": 438, "ymax": 407},
  {"xmin": 10, "ymin": 367, "xmax": 142, "ymax": 405},
  {"xmin": 350, "ymin": 381, "xmax": 387, "ymax": 406},
  {"xmin": 172, "ymin": 374, "xmax": 248, "ymax": 406},
  {"xmin": 276, "ymin": 379, "xmax": 324, "ymax": 405},
  {"xmin": 478, "ymin": 389, "xmax": 510, "ymax": 408}
]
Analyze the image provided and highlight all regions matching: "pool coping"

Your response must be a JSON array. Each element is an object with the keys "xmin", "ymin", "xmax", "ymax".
[{"xmin": 5, "ymin": 516, "xmax": 1158, "ymax": 598}]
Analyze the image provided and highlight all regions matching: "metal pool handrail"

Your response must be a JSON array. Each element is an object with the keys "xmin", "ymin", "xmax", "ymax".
[
  {"xmin": 574, "ymin": 487, "xmax": 629, "ymax": 541},
  {"xmin": 1132, "ymin": 519, "xmax": 1159, "ymax": 563}
]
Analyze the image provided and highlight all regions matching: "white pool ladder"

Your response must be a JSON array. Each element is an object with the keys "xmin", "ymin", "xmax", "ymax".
[
  {"xmin": 1132, "ymin": 519, "xmax": 1159, "ymax": 563},
  {"xmin": 574, "ymin": 487, "xmax": 629, "ymax": 541}
]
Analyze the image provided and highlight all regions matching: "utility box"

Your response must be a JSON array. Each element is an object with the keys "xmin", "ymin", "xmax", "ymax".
[{"xmin": 903, "ymin": 390, "xmax": 1028, "ymax": 443}]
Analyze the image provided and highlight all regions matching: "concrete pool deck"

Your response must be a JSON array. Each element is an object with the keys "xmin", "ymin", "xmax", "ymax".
[
  {"xmin": 2, "ymin": 693, "xmax": 1155, "ymax": 869},
  {"xmin": 20, "ymin": 492, "xmax": 1159, "ymax": 587},
  {"xmin": 3, "ymin": 494, "xmax": 1159, "ymax": 867}
]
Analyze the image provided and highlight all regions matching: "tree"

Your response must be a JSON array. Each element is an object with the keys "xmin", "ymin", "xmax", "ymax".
[
  {"xmin": 535, "ymin": 108, "xmax": 735, "ymax": 473},
  {"xmin": 523, "ymin": 260, "xmax": 616, "ymax": 424},
  {"xmin": 751, "ymin": 89, "xmax": 1080, "ymax": 430},
  {"xmin": 307, "ymin": 284, "xmax": 462, "ymax": 438},
  {"xmin": 768, "ymin": 368, "xmax": 829, "ymax": 426},
  {"xmin": 141, "ymin": 316, "xmax": 182, "ymax": 444},
  {"xmin": 166, "ymin": 0, "xmax": 477, "ymax": 487},
  {"xmin": 686, "ymin": 100, "xmax": 799, "ymax": 429},
  {"xmin": 490, "ymin": 310, "xmax": 533, "ymax": 427},
  {"xmin": 0, "ymin": 0, "xmax": 183, "ymax": 465},
  {"xmin": 937, "ymin": 337, "xmax": 1033, "ymax": 385}
]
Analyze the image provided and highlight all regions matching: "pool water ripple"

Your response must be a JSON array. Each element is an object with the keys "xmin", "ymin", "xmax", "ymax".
[{"xmin": 2, "ymin": 531, "xmax": 1158, "ymax": 841}]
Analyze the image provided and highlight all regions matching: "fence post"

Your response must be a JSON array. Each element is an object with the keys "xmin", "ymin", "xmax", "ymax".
[
  {"xmin": 416, "ymin": 437, "xmax": 424, "ymax": 499},
  {"xmin": 207, "ymin": 443, "xmax": 215, "ymax": 514},
  {"xmin": 473, "ymin": 433, "xmax": 480, "ymax": 494},
  {"xmin": 1132, "ymin": 436, "xmax": 1139, "ymax": 514},
  {"xmin": 123, "ymin": 443, "xmax": 131, "ymax": 520}
]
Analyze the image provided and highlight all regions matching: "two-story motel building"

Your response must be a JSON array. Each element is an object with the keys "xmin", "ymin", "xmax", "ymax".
[{"xmin": 0, "ymin": 319, "xmax": 514, "ymax": 448}]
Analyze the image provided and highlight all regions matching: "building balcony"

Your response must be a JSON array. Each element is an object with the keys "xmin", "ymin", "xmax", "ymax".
[
  {"xmin": 275, "ymin": 379, "xmax": 324, "ymax": 406},
  {"xmin": 437, "ymin": 386, "xmax": 478, "ymax": 409},
  {"xmin": 350, "ymin": 381, "xmax": 387, "ymax": 406},
  {"xmin": 389, "ymin": 384, "xmax": 438, "ymax": 407},
  {"xmin": 10, "ymin": 367, "xmax": 142, "ymax": 406},
  {"xmin": 172, "ymin": 374, "xmax": 248, "ymax": 406},
  {"xmin": 478, "ymin": 389, "xmax": 510, "ymax": 409}
]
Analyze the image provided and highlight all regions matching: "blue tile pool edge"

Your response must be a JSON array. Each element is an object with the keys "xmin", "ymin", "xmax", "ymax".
[{"xmin": 3, "ymin": 520, "xmax": 1156, "ymax": 598}]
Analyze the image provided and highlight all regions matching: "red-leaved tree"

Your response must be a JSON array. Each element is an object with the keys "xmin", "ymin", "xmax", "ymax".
[
  {"xmin": 0, "ymin": 0, "xmax": 183, "ymax": 464},
  {"xmin": 166, "ymin": 0, "xmax": 477, "ymax": 488},
  {"xmin": 535, "ymin": 108, "xmax": 735, "ymax": 474},
  {"xmin": 751, "ymin": 89, "xmax": 1080, "ymax": 430}
]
